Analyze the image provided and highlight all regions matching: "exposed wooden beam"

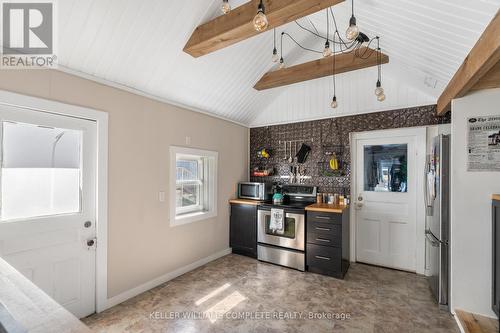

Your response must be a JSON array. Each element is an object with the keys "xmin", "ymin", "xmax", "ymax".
[
  {"xmin": 184, "ymin": 0, "xmax": 345, "ymax": 58},
  {"xmin": 254, "ymin": 47, "xmax": 389, "ymax": 91},
  {"xmin": 470, "ymin": 60, "xmax": 500, "ymax": 91},
  {"xmin": 437, "ymin": 10, "xmax": 500, "ymax": 115}
]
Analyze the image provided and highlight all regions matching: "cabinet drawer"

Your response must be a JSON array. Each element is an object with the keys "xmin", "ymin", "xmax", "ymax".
[
  {"xmin": 307, "ymin": 211, "xmax": 341, "ymax": 224},
  {"xmin": 307, "ymin": 232, "xmax": 341, "ymax": 248},
  {"xmin": 308, "ymin": 220, "xmax": 341, "ymax": 237},
  {"xmin": 306, "ymin": 243, "xmax": 341, "ymax": 272}
]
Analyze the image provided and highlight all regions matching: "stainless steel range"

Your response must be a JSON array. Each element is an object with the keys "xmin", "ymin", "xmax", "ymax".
[{"xmin": 257, "ymin": 185, "xmax": 317, "ymax": 271}]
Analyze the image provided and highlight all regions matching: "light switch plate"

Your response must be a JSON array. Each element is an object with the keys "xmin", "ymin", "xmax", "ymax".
[
  {"xmin": 185, "ymin": 136, "xmax": 191, "ymax": 145},
  {"xmin": 158, "ymin": 191, "xmax": 166, "ymax": 202}
]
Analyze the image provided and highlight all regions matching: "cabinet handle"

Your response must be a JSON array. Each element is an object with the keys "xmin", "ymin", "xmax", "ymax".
[
  {"xmin": 315, "ymin": 216, "xmax": 331, "ymax": 220},
  {"xmin": 315, "ymin": 227, "xmax": 331, "ymax": 231},
  {"xmin": 315, "ymin": 255, "xmax": 331, "ymax": 261},
  {"xmin": 316, "ymin": 238, "xmax": 331, "ymax": 243}
]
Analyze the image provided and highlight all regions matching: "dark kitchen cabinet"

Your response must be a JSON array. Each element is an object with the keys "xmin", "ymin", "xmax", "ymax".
[
  {"xmin": 230, "ymin": 203, "xmax": 257, "ymax": 258},
  {"xmin": 306, "ymin": 209, "xmax": 350, "ymax": 279}
]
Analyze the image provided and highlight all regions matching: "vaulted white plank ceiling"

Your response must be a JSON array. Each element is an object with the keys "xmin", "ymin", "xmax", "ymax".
[{"xmin": 57, "ymin": 0, "xmax": 500, "ymax": 127}]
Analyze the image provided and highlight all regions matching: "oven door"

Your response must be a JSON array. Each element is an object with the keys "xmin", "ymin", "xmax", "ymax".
[{"xmin": 257, "ymin": 209, "xmax": 305, "ymax": 251}]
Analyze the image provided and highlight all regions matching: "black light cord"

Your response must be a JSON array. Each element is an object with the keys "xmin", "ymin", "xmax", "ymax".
[
  {"xmin": 276, "ymin": 3, "xmax": 381, "ymax": 77},
  {"xmin": 282, "ymin": 32, "xmax": 323, "ymax": 54},
  {"xmin": 280, "ymin": 31, "xmax": 283, "ymax": 57},
  {"xmin": 333, "ymin": 34, "xmax": 336, "ymax": 97},
  {"xmin": 326, "ymin": 9, "xmax": 329, "ymax": 43},
  {"xmin": 273, "ymin": 28, "xmax": 276, "ymax": 49},
  {"xmin": 294, "ymin": 19, "xmax": 355, "ymax": 48},
  {"xmin": 377, "ymin": 36, "xmax": 381, "ymax": 82}
]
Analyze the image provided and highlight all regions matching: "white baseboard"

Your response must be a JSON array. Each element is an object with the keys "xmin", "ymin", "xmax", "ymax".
[
  {"xmin": 453, "ymin": 314, "xmax": 465, "ymax": 333},
  {"xmin": 104, "ymin": 248, "xmax": 232, "ymax": 310}
]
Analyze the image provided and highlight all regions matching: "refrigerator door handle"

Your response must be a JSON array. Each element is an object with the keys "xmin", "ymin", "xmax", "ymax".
[
  {"xmin": 424, "ymin": 156, "xmax": 433, "ymax": 217},
  {"xmin": 425, "ymin": 229, "xmax": 442, "ymax": 246}
]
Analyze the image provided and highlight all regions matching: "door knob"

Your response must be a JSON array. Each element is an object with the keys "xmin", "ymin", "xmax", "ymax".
[{"xmin": 86, "ymin": 239, "xmax": 96, "ymax": 248}]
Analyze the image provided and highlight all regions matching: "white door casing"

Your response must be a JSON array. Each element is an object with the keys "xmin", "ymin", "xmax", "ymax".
[
  {"xmin": 0, "ymin": 104, "xmax": 97, "ymax": 318},
  {"xmin": 351, "ymin": 128, "xmax": 426, "ymax": 273}
]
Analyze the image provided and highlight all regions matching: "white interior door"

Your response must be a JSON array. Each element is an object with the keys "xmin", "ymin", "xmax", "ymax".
[
  {"xmin": 354, "ymin": 129, "xmax": 422, "ymax": 272},
  {"xmin": 0, "ymin": 105, "xmax": 97, "ymax": 318}
]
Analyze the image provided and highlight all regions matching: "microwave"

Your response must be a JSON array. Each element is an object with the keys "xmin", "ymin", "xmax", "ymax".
[{"xmin": 238, "ymin": 182, "xmax": 272, "ymax": 200}]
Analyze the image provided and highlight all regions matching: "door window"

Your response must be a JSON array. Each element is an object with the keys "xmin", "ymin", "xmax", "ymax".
[
  {"xmin": 1, "ymin": 121, "xmax": 82, "ymax": 221},
  {"xmin": 363, "ymin": 144, "xmax": 408, "ymax": 192},
  {"xmin": 264, "ymin": 214, "xmax": 296, "ymax": 239}
]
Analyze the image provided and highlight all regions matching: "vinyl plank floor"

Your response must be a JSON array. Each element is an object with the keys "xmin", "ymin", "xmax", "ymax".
[{"xmin": 82, "ymin": 254, "xmax": 459, "ymax": 333}]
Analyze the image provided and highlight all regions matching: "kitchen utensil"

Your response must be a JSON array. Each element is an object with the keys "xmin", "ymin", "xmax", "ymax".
[
  {"xmin": 296, "ymin": 143, "xmax": 311, "ymax": 164},
  {"xmin": 294, "ymin": 142, "xmax": 297, "ymax": 163},
  {"xmin": 288, "ymin": 141, "xmax": 293, "ymax": 163},
  {"xmin": 283, "ymin": 141, "xmax": 287, "ymax": 160}
]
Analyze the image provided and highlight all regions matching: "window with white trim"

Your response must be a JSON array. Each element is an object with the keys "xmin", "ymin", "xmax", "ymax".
[{"xmin": 170, "ymin": 146, "xmax": 217, "ymax": 226}]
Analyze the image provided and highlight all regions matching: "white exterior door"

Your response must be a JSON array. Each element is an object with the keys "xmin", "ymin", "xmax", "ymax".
[
  {"xmin": 353, "ymin": 128, "xmax": 425, "ymax": 272},
  {"xmin": 0, "ymin": 105, "xmax": 97, "ymax": 318}
]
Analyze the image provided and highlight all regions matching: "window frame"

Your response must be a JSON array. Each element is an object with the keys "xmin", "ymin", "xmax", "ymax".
[
  {"xmin": 175, "ymin": 156, "xmax": 204, "ymax": 215},
  {"xmin": 169, "ymin": 146, "xmax": 218, "ymax": 226}
]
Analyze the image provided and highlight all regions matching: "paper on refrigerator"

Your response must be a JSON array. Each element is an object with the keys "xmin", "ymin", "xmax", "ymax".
[{"xmin": 467, "ymin": 115, "xmax": 500, "ymax": 172}]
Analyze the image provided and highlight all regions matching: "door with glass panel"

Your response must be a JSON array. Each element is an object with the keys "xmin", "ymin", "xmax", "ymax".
[
  {"xmin": 354, "ymin": 130, "xmax": 419, "ymax": 271},
  {"xmin": 0, "ymin": 105, "xmax": 97, "ymax": 318}
]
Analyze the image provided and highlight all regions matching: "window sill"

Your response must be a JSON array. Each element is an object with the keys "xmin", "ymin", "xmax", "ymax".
[{"xmin": 171, "ymin": 210, "xmax": 217, "ymax": 227}]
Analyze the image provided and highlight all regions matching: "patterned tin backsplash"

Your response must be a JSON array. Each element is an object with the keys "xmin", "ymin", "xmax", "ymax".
[{"xmin": 250, "ymin": 105, "xmax": 451, "ymax": 196}]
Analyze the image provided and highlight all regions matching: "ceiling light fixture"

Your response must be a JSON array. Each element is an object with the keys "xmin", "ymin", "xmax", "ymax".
[
  {"xmin": 323, "ymin": 9, "xmax": 332, "ymax": 57},
  {"xmin": 279, "ymin": 32, "xmax": 285, "ymax": 69},
  {"xmin": 331, "ymin": 32, "xmax": 338, "ymax": 109},
  {"xmin": 258, "ymin": 6, "xmax": 384, "ymax": 108},
  {"xmin": 221, "ymin": 0, "xmax": 231, "ymax": 14},
  {"xmin": 253, "ymin": 0, "xmax": 268, "ymax": 32},
  {"xmin": 346, "ymin": 0, "xmax": 359, "ymax": 41},
  {"xmin": 375, "ymin": 37, "xmax": 386, "ymax": 102},
  {"xmin": 272, "ymin": 29, "xmax": 279, "ymax": 62}
]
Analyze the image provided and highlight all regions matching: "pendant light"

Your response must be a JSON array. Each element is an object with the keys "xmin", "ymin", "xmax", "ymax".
[
  {"xmin": 375, "ymin": 37, "xmax": 386, "ymax": 102},
  {"xmin": 253, "ymin": 0, "xmax": 268, "ymax": 32},
  {"xmin": 272, "ymin": 29, "xmax": 279, "ymax": 62},
  {"xmin": 345, "ymin": 0, "xmax": 359, "ymax": 41},
  {"xmin": 331, "ymin": 33, "xmax": 338, "ymax": 109},
  {"xmin": 279, "ymin": 32, "xmax": 285, "ymax": 69},
  {"xmin": 323, "ymin": 9, "xmax": 332, "ymax": 57},
  {"xmin": 221, "ymin": 0, "xmax": 231, "ymax": 14}
]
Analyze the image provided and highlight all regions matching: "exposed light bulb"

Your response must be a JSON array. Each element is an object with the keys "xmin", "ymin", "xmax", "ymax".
[
  {"xmin": 375, "ymin": 86, "xmax": 384, "ymax": 96},
  {"xmin": 272, "ymin": 48, "xmax": 279, "ymax": 62},
  {"xmin": 375, "ymin": 81, "xmax": 384, "ymax": 96},
  {"xmin": 221, "ymin": 0, "xmax": 231, "ymax": 14},
  {"xmin": 323, "ymin": 41, "xmax": 332, "ymax": 57},
  {"xmin": 253, "ymin": 2, "xmax": 268, "ymax": 32},
  {"xmin": 331, "ymin": 96, "xmax": 338, "ymax": 109},
  {"xmin": 345, "ymin": 16, "xmax": 359, "ymax": 41},
  {"xmin": 279, "ymin": 57, "xmax": 285, "ymax": 69},
  {"xmin": 377, "ymin": 93, "xmax": 386, "ymax": 102}
]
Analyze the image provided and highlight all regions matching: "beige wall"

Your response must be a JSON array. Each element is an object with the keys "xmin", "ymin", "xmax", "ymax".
[{"xmin": 0, "ymin": 70, "xmax": 249, "ymax": 298}]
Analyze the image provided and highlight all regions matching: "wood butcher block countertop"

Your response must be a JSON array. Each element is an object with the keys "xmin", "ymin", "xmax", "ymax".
[
  {"xmin": 229, "ymin": 199, "xmax": 263, "ymax": 205},
  {"xmin": 493, "ymin": 194, "xmax": 500, "ymax": 201},
  {"xmin": 305, "ymin": 203, "xmax": 349, "ymax": 214},
  {"xmin": 0, "ymin": 257, "xmax": 91, "ymax": 333}
]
